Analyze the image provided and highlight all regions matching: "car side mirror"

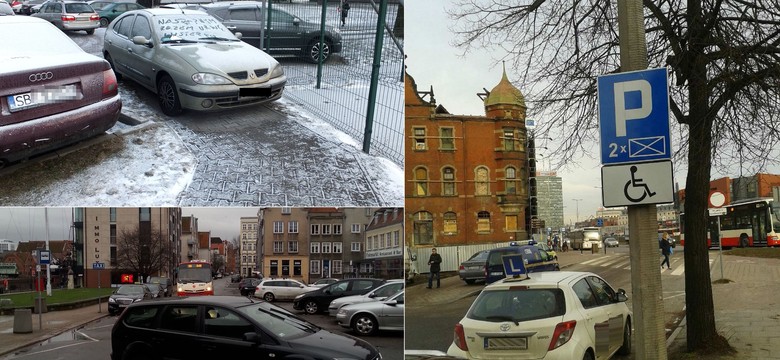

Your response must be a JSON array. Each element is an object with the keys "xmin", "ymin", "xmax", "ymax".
[
  {"xmin": 617, "ymin": 288, "xmax": 628, "ymax": 302},
  {"xmin": 242, "ymin": 332, "xmax": 261, "ymax": 343},
  {"xmin": 323, "ymin": 289, "xmax": 331, "ymax": 295},
  {"xmin": 293, "ymin": 17, "xmax": 300, "ymax": 26},
  {"xmin": 384, "ymin": 300, "xmax": 398, "ymax": 306},
  {"xmin": 368, "ymin": 293, "xmax": 376, "ymax": 298},
  {"xmin": 132, "ymin": 35, "xmax": 152, "ymax": 48},
  {"xmin": 234, "ymin": 31, "xmax": 242, "ymax": 40}
]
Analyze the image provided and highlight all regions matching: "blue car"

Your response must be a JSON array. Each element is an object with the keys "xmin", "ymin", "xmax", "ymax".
[{"xmin": 484, "ymin": 241, "xmax": 560, "ymax": 284}]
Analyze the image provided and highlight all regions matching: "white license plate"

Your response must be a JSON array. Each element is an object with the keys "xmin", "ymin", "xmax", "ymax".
[
  {"xmin": 484, "ymin": 336, "xmax": 528, "ymax": 350},
  {"xmin": 8, "ymin": 85, "xmax": 80, "ymax": 112}
]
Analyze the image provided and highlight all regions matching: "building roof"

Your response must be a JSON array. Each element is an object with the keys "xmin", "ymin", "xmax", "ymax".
[
  {"xmin": 366, "ymin": 208, "xmax": 403, "ymax": 230},
  {"xmin": 15, "ymin": 241, "xmax": 70, "ymax": 254},
  {"xmin": 484, "ymin": 65, "xmax": 526, "ymax": 108}
]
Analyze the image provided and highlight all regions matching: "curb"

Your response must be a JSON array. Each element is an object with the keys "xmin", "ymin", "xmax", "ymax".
[{"xmin": 1, "ymin": 313, "xmax": 109, "ymax": 357}]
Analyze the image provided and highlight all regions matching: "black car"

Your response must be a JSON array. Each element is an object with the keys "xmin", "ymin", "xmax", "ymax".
[
  {"xmin": 293, "ymin": 278, "xmax": 385, "ymax": 315},
  {"xmin": 203, "ymin": 1, "xmax": 343, "ymax": 63},
  {"xmin": 238, "ymin": 278, "xmax": 262, "ymax": 296},
  {"xmin": 108, "ymin": 284, "xmax": 153, "ymax": 315},
  {"xmin": 147, "ymin": 276, "xmax": 173, "ymax": 297},
  {"xmin": 110, "ymin": 296, "xmax": 382, "ymax": 360},
  {"xmin": 230, "ymin": 274, "xmax": 242, "ymax": 283}
]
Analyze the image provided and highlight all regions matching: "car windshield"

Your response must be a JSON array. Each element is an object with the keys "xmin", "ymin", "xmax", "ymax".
[
  {"xmin": 155, "ymin": 14, "xmax": 238, "ymax": 43},
  {"xmin": 467, "ymin": 288, "xmax": 565, "ymax": 323},
  {"xmin": 116, "ymin": 285, "xmax": 144, "ymax": 295},
  {"xmin": 90, "ymin": 2, "xmax": 110, "ymax": 10},
  {"xmin": 149, "ymin": 277, "xmax": 167, "ymax": 286},
  {"xmin": 237, "ymin": 302, "xmax": 319, "ymax": 339}
]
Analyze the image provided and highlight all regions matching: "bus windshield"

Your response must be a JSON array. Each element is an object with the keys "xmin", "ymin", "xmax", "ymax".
[
  {"xmin": 773, "ymin": 207, "xmax": 780, "ymax": 233},
  {"xmin": 178, "ymin": 267, "xmax": 212, "ymax": 282}
]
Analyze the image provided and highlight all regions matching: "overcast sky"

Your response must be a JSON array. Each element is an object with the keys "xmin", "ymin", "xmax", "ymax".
[
  {"xmin": 406, "ymin": 0, "xmax": 778, "ymax": 225},
  {"xmin": 184, "ymin": 208, "xmax": 261, "ymax": 245}
]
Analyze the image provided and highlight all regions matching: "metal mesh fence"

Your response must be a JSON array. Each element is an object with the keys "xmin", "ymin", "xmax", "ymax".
[{"xmin": 268, "ymin": 0, "xmax": 404, "ymax": 166}]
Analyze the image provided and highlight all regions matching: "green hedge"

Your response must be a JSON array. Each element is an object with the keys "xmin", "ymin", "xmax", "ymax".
[{"xmin": 0, "ymin": 288, "xmax": 114, "ymax": 308}]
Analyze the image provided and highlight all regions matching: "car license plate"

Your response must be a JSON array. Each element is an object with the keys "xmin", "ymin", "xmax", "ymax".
[
  {"xmin": 8, "ymin": 85, "xmax": 80, "ymax": 112},
  {"xmin": 484, "ymin": 336, "xmax": 528, "ymax": 350}
]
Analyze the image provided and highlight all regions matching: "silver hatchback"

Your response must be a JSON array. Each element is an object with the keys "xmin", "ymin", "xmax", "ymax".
[
  {"xmin": 103, "ymin": 8, "xmax": 286, "ymax": 116},
  {"xmin": 32, "ymin": 1, "xmax": 99, "ymax": 34}
]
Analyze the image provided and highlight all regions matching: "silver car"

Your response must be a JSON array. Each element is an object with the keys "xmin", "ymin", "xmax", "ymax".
[
  {"xmin": 328, "ymin": 279, "xmax": 404, "ymax": 316},
  {"xmin": 32, "ymin": 1, "xmax": 99, "ymax": 34},
  {"xmin": 336, "ymin": 290, "xmax": 404, "ymax": 336},
  {"xmin": 103, "ymin": 8, "xmax": 286, "ymax": 116}
]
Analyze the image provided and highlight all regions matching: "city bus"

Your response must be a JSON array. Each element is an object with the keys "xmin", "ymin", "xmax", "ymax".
[
  {"xmin": 680, "ymin": 198, "xmax": 780, "ymax": 248},
  {"xmin": 176, "ymin": 260, "xmax": 214, "ymax": 296},
  {"xmin": 569, "ymin": 227, "xmax": 602, "ymax": 250}
]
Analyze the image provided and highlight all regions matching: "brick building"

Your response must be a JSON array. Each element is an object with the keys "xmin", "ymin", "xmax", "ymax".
[{"xmin": 405, "ymin": 69, "xmax": 531, "ymax": 249}]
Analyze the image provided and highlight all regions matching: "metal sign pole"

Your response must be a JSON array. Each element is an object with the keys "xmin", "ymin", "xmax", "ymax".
[
  {"xmin": 98, "ymin": 269, "xmax": 101, "ymax": 313},
  {"xmin": 718, "ymin": 216, "xmax": 724, "ymax": 280},
  {"xmin": 37, "ymin": 266, "xmax": 42, "ymax": 330}
]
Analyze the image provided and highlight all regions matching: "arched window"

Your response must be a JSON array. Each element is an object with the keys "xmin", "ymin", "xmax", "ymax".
[
  {"xmin": 414, "ymin": 167, "xmax": 429, "ymax": 196},
  {"xmin": 505, "ymin": 166, "xmax": 517, "ymax": 194},
  {"xmin": 442, "ymin": 166, "xmax": 456, "ymax": 196},
  {"xmin": 475, "ymin": 166, "xmax": 490, "ymax": 195},
  {"xmin": 413, "ymin": 211, "xmax": 433, "ymax": 245},
  {"xmin": 443, "ymin": 212, "xmax": 457, "ymax": 234},
  {"xmin": 477, "ymin": 211, "xmax": 491, "ymax": 232}
]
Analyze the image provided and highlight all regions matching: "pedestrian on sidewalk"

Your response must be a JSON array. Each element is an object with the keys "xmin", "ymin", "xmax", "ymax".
[
  {"xmin": 339, "ymin": 0, "xmax": 350, "ymax": 27},
  {"xmin": 552, "ymin": 234, "xmax": 560, "ymax": 251},
  {"xmin": 427, "ymin": 247, "xmax": 442, "ymax": 289},
  {"xmin": 660, "ymin": 232, "xmax": 672, "ymax": 269}
]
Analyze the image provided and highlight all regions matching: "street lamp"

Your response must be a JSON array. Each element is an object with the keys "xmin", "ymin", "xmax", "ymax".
[{"xmin": 572, "ymin": 198, "xmax": 583, "ymax": 225}]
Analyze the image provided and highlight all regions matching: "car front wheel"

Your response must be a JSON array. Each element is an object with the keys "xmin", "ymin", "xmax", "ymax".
[
  {"xmin": 304, "ymin": 300, "xmax": 319, "ymax": 314},
  {"xmin": 263, "ymin": 292, "xmax": 275, "ymax": 302},
  {"xmin": 352, "ymin": 314, "xmax": 378, "ymax": 336},
  {"xmin": 306, "ymin": 39, "xmax": 331, "ymax": 63},
  {"xmin": 157, "ymin": 75, "xmax": 183, "ymax": 116},
  {"xmin": 100, "ymin": 18, "xmax": 109, "ymax": 27}
]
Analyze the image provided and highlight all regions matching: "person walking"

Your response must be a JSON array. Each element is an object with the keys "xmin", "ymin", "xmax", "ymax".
[
  {"xmin": 660, "ymin": 232, "xmax": 672, "ymax": 270},
  {"xmin": 339, "ymin": 0, "xmax": 350, "ymax": 27},
  {"xmin": 427, "ymin": 247, "xmax": 442, "ymax": 289},
  {"xmin": 552, "ymin": 235, "xmax": 560, "ymax": 251}
]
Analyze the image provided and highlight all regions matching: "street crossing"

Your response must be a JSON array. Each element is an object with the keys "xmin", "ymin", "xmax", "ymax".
[{"xmin": 575, "ymin": 254, "xmax": 714, "ymax": 275}]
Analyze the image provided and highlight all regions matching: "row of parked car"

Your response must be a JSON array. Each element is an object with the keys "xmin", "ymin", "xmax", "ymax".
[{"xmin": 0, "ymin": 1, "xmax": 343, "ymax": 166}]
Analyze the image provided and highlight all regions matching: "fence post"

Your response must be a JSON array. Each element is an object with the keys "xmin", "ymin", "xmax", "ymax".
[
  {"xmin": 316, "ymin": 0, "xmax": 329, "ymax": 88},
  {"xmin": 362, "ymin": 0, "xmax": 388, "ymax": 154}
]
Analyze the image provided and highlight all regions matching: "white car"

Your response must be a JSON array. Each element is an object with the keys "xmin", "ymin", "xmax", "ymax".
[
  {"xmin": 254, "ymin": 279, "xmax": 316, "ymax": 302},
  {"xmin": 328, "ymin": 279, "xmax": 404, "ymax": 316},
  {"xmin": 447, "ymin": 271, "xmax": 632, "ymax": 360},
  {"xmin": 336, "ymin": 290, "xmax": 404, "ymax": 336}
]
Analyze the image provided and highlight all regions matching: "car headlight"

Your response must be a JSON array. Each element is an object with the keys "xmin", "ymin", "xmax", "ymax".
[
  {"xmin": 206, "ymin": 286, "xmax": 212, "ymax": 292},
  {"xmin": 270, "ymin": 64, "xmax": 284, "ymax": 78},
  {"xmin": 108, "ymin": 298, "xmax": 115, "ymax": 303},
  {"xmin": 192, "ymin": 73, "xmax": 233, "ymax": 85},
  {"xmin": 294, "ymin": 294, "xmax": 304, "ymax": 300},
  {"xmin": 177, "ymin": 287, "xmax": 183, "ymax": 292},
  {"xmin": 337, "ymin": 309, "xmax": 347, "ymax": 316},
  {"xmin": 133, "ymin": 298, "xmax": 142, "ymax": 302}
]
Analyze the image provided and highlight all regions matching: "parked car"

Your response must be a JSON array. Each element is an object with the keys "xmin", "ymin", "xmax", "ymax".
[
  {"xmin": 230, "ymin": 274, "xmax": 242, "ymax": 283},
  {"xmin": 458, "ymin": 250, "xmax": 489, "ymax": 285},
  {"xmin": 111, "ymin": 296, "xmax": 382, "ymax": 360},
  {"xmin": 15, "ymin": 0, "xmax": 45, "ymax": 14},
  {"xmin": 536, "ymin": 241, "xmax": 558, "ymax": 259},
  {"xmin": 336, "ymin": 290, "xmax": 404, "ymax": 336},
  {"xmin": 146, "ymin": 276, "xmax": 172, "ymax": 297},
  {"xmin": 484, "ymin": 241, "xmax": 560, "ymax": 284},
  {"xmin": 447, "ymin": 271, "xmax": 632, "ymax": 359},
  {"xmin": 293, "ymin": 278, "xmax": 386, "ymax": 315},
  {"xmin": 202, "ymin": 1, "xmax": 343, "ymax": 63},
  {"xmin": 0, "ymin": 16, "xmax": 121, "ymax": 167},
  {"xmin": 1, "ymin": 0, "xmax": 14, "ymax": 15},
  {"xmin": 238, "ymin": 277, "xmax": 263, "ymax": 296},
  {"xmin": 103, "ymin": 8, "xmax": 286, "ymax": 116},
  {"xmin": 32, "ymin": 1, "xmax": 99, "ymax": 34},
  {"xmin": 90, "ymin": 1, "xmax": 143, "ymax": 26},
  {"xmin": 254, "ymin": 279, "xmax": 315, "ymax": 302},
  {"xmin": 604, "ymin": 237, "xmax": 620, "ymax": 247},
  {"xmin": 108, "ymin": 284, "xmax": 153, "ymax": 315},
  {"xmin": 309, "ymin": 277, "xmax": 338, "ymax": 288},
  {"xmin": 328, "ymin": 279, "xmax": 404, "ymax": 316},
  {"xmin": 143, "ymin": 283, "xmax": 164, "ymax": 298},
  {"xmin": 159, "ymin": 2, "xmax": 206, "ymax": 11}
]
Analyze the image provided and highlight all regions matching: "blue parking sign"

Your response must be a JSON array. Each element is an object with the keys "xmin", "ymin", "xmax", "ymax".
[{"xmin": 598, "ymin": 68, "xmax": 671, "ymax": 165}]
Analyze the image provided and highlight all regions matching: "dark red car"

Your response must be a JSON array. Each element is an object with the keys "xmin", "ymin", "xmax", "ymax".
[{"xmin": 0, "ymin": 15, "xmax": 121, "ymax": 168}]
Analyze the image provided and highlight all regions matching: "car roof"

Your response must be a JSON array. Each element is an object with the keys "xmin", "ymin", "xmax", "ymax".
[
  {"xmin": 0, "ymin": 14, "xmax": 48, "ymax": 24},
  {"xmin": 485, "ymin": 271, "xmax": 593, "ymax": 290},
  {"xmin": 132, "ymin": 295, "xmax": 260, "ymax": 307},
  {"xmin": 130, "ymin": 7, "xmax": 206, "ymax": 15}
]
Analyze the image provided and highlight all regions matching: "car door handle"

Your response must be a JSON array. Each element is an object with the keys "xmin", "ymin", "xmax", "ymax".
[
  {"xmin": 226, "ymin": 25, "xmax": 236, "ymax": 30},
  {"xmin": 126, "ymin": 48, "xmax": 133, "ymax": 54}
]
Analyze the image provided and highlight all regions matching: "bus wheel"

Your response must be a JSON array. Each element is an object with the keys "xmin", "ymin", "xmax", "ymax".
[{"xmin": 740, "ymin": 235, "xmax": 749, "ymax": 248}]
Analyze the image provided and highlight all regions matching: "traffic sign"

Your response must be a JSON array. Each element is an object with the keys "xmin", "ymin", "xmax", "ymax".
[
  {"xmin": 92, "ymin": 262, "xmax": 105, "ymax": 270},
  {"xmin": 598, "ymin": 68, "xmax": 671, "ymax": 165},
  {"xmin": 601, "ymin": 160, "xmax": 674, "ymax": 207},
  {"xmin": 39, "ymin": 250, "xmax": 50, "ymax": 265},
  {"xmin": 708, "ymin": 208, "xmax": 727, "ymax": 216},
  {"xmin": 501, "ymin": 254, "xmax": 527, "ymax": 278},
  {"xmin": 709, "ymin": 191, "xmax": 726, "ymax": 208}
]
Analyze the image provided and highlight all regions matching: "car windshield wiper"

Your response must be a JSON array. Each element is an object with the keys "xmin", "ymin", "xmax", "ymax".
[
  {"xmin": 199, "ymin": 36, "xmax": 238, "ymax": 42},
  {"xmin": 485, "ymin": 315, "xmax": 520, "ymax": 326},
  {"xmin": 161, "ymin": 38, "xmax": 199, "ymax": 44},
  {"xmin": 269, "ymin": 307, "xmax": 320, "ymax": 331}
]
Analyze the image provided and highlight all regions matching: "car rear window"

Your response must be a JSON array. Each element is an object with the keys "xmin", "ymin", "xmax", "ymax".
[
  {"xmin": 468, "ymin": 250, "xmax": 489, "ymax": 262},
  {"xmin": 65, "ymin": 3, "xmax": 93, "ymax": 13},
  {"xmin": 467, "ymin": 288, "xmax": 565, "ymax": 323}
]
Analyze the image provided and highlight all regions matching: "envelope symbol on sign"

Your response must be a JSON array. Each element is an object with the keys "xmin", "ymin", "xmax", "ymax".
[{"xmin": 629, "ymin": 136, "xmax": 666, "ymax": 157}]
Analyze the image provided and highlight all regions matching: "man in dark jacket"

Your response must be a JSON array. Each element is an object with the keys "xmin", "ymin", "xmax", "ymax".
[
  {"xmin": 427, "ymin": 247, "xmax": 442, "ymax": 289},
  {"xmin": 660, "ymin": 232, "xmax": 672, "ymax": 269}
]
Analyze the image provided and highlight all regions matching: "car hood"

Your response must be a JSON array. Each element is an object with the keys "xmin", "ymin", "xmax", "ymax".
[
  {"xmin": 289, "ymin": 329, "xmax": 379, "ymax": 360},
  {"xmin": 330, "ymin": 294, "xmax": 369, "ymax": 306},
  {"xmin": 164, "ymin": 42, "xmax": 278, "ymax": 79},
  {"xmin": 110, "ymin": 293, "xmax": 144, "ymax": 301}
]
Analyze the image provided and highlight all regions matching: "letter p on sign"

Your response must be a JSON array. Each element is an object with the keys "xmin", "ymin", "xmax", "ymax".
[{"xmin": 613, "ymin": 79, "xmax": 652, "ymax": 137}]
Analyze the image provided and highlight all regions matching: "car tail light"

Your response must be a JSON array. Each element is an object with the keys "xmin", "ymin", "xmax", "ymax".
[
  {"xmin": 458, "ymin": 265, "xmax": 465, "ymax": 271},
  {"xmin": 102, "ymin": 67, "xmax": 118, "ymax": 98},
  {"xmin": 61, "ymin": 15, "xmax": 75, "ymax": 21},
  {"xmin": 453, "ymin": 323, "xmax": 468, "ymax": 351},
  {"xmin": 548, "ymin": 320, "xmax": 576, "ymax": 351},
  {"xmin": 90, "ymin": 13, "xmax": 99, "ymax": 21}
]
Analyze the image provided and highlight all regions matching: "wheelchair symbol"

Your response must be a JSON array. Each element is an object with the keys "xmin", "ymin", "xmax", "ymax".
[{"xmin": 624, "ymin": 165, "xmax": 656, "ymax": 202}]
